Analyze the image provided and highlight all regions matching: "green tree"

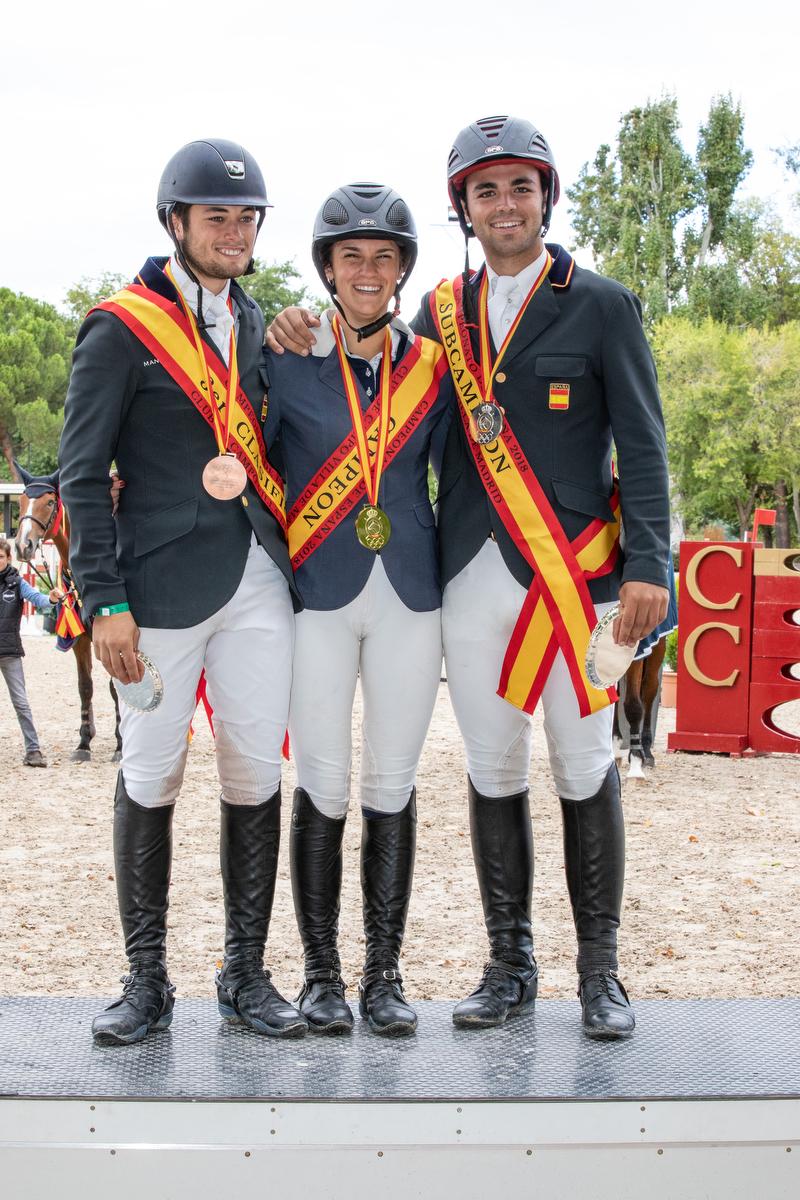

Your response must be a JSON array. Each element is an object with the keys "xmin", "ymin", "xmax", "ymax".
[
  {"xmin": 63, "ymin": 272, "xmax": 128, "ymax": 333},
  {"xmin": 569, "ymin": 94, "xmax": 698, "ymax": 319},
  {"xmin": 655, "ymin": 315, "xmax": 800, "ymax": 542},
  {"xmin": 239, "ymin": 259, "xmax": 323, "ymax": 325},
  {"xmin": 0, "ymin": 289, "xmax": 73, "ymax": 477},
  {"xmin": 569, "ymin": 94, "xmax": 754, "ymax": 323},
  {"xmin": 685, "ymin": 200, "xmax": 800, "ymax": 327},
  {"xmin": 746, "ymin": 322, "xmax": 800, "ymax": 544}
]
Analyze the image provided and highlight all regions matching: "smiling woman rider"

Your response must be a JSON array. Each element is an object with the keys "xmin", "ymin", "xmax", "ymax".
[{"xmin": 262, "ymin": 183, "xmax": 453, "ymax": 1037}]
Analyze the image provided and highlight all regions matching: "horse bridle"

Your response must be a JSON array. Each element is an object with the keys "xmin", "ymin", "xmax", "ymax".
[{"xmin": 17, "ymin": 487, "xmax": 61, "ymax": 592}]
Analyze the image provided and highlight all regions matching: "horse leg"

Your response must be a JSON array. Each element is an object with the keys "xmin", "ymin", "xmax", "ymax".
[
  {"xmin": 641, "ymin": 639, "xmax": 668, "ymax": 767},
  {"xmin": 622, "ymin": 660, "xmax": 645, "ymax": 779},
  {"xmin": 72, "ymin": 635, "xmax": 96, "ymax": 761},
  {"xmin": 110, "ymin": 678, "xmax": 122, "ymax": 763}
]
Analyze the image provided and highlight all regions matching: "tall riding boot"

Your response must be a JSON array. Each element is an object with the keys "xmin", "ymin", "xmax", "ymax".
[
  {"xmin": 452, "ymin": 780, "xmax": 538, "ymax": 1029},
  {"xmin": 290, "ymin": 788, "xmax": 353, "ymax": 1034},
  {"xmin": 560, "ymin": 762, "xmax": 635, "ymax": 1039},
  {"xmin": 216, "ymin": 789, "xmax": 307, "ymax": 1038},
  {"xmin": 92, "ymin": 773, "xmax": 176, "ymax": 1046},
  {"xmin": 358, "ymin": 791, "xmax": 417, "ymax": 1036}
]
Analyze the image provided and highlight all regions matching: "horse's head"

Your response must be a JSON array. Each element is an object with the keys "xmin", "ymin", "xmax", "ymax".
[{"xmin": 13, "ymin": 460, "xmax": 61, "ymax": 562}]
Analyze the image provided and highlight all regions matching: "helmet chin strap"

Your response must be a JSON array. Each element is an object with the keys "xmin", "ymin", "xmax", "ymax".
[
  {"xmin": 329, "ymin": 287, "xmax": 400, "ymax": 343},
  {"xmin": 167, "ymin": 206, "xmax": 214, "ymax": 330}
]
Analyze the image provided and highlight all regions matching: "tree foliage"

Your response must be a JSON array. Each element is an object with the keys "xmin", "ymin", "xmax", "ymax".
[
  {"xmin": 63, "ymin": 272, "xmax": 128, "ymax": 333},
  {"xmin": 238, "ymin": 259, "xmax": 323, "ymax": 325},
  {"xmin": 0, "ymin": 289, "xmax": 73, "ymax": 477},
  {"xmin": 566, "ymin": 94, "xmax": 794, "ymax": 325},
  {"xmin": 654, "ymin": 316, "xmax": 800, "ymax": 542}
]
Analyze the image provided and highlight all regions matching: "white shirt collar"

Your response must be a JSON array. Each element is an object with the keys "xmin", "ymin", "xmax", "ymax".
[
  {"xmin": 169, "ymin": 256, "xmax": 232, "ymax": 320},
  {"xmin": 486, "ymin": 246, "xmax": 549, "ymax": 299},
  {"xmin": 311, "ymin": 309, "xmax": 411, "ymax": 363}
]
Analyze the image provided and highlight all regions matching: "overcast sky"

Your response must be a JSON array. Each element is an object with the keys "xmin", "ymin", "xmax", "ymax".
[{"xmin": 2, "ymin": 0, "xmax": 797, "ymax": 320}]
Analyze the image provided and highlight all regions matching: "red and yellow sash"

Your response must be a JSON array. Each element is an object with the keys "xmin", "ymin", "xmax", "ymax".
[
  {"xmin": 287, "ymin": 333, "xmax": 447, "ymax": 568},
  {"xmin": 54, "ymin": 564, "xmax": 86, "ymax": 642},
  {"xmin": 433, "ymin": 274, "xmax": 619, "ymax": 717},
  {"xmin": 96, "ymin": 282, "xmax": 286, "ymax": 530}
]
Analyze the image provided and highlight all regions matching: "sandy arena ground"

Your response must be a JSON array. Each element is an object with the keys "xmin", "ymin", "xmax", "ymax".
[{"xmin": 2, "ymin": 634, "xmax": 798, "ymax": 1008}]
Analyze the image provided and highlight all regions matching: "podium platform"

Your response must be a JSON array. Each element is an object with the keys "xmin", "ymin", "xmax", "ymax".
[{"xmin": 1, "ymin": 996, "xmax": 798, "ymax": 1198}]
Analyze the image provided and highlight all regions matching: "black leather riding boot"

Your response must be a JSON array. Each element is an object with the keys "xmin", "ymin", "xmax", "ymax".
[
  {"xmin": 290, "ymin": 788, "xmax": 353, "ymax": 1034},
  {"xmin": 452, "ymin": 780, "xmax": 538, "ymax": 1029},
  {"xmin": 92, "ymin": 773, "xmax": 176, "ymax": 1046},
  {"xmin": 216, "ymin": 790, "xmax": 307, "ymax": 1038},
  {"xmin": 358, "ymin": 791, "xmax": 417, "ymax": 1036},
  {"xmin": 560, "ymin": 762, "xmax": 635, "ymax": 1039}
]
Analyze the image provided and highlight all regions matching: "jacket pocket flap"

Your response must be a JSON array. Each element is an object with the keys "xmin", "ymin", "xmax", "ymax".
[
  {"xmin": 534, "ymin": 355, "xmax": 586, "ymax": 378},
  {"xmin": 552, "ymin": 478, "xmax": 614, "ymax": 523},
  {"xmin": 134, "ymin": 498, "xmax": 199, "ymax": 557},
  {"xmin": 413, "ymin": 502, "xmax": 436, "ymax": 528}
]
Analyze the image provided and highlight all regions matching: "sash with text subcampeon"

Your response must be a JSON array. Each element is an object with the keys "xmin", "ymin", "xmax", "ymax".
[{"xmin": 432, "ymin": 275, "xmax": 620, "ymax": 717}]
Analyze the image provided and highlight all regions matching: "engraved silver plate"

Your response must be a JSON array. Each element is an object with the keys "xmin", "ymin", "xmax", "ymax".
[
  {"xmin": 585, "ymin": 605, "xmax": 636, "ymax": 689},
  {"xmin": 116, "ymin": 653, "xmax": 164, "ymax": 712}
]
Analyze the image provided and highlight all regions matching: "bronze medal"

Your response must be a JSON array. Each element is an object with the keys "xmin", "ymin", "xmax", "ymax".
[
  {"xmin": 202, "ymin": 453, "xmax": 247, "ymax": 500},
  {"xmin": 355, "ymin": 504, "xmax": 391, "ymax": 552},
  {"xmin": 472, "ymin": 402, "xmax": 504, "ymax": 444}
]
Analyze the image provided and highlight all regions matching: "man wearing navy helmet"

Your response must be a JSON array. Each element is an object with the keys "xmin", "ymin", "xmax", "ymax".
[
  {"xmin": 416, "ymin": 115, "xmax": 670, "ymax": 1039},
  {"xmin": 60, "ymin": 139, "xmax": 307, "ymax": 1045},
  {"xmin": 267, "ymin": 115, "xmax": 670, "ymax": 1041}
]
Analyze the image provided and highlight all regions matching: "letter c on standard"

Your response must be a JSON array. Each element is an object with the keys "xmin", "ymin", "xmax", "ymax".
[
  {"xmin": 684, "ymin": 622, "xmax": 741, "ymax": 687},
  {"xmin": 685, "ymin": 544, "xmax": 743, "ymax": 610}
]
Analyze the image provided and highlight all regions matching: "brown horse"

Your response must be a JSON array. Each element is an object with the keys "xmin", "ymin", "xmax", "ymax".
[
  {"xmin": 612, "ymin": 637, "xmax": 668, "ymax": 779},
  {"xmin": 13, "ymin": 463, "xmax": 121, "ymax": 763}
]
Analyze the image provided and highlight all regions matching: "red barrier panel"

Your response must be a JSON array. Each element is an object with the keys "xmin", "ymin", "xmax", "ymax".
[
  {"xmin": 668, "ymin": 541, "xmax": 800, "ymax": 755},
  {"xmin": 668, "ymin": 542, "xmax": 754, "ymax": 753},
  {"xmin": 748, "ymin": 549, "xmax": 800, "ymax": 753}
]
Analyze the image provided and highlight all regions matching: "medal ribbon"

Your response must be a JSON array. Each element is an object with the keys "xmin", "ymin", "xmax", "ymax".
[
  {"xmin": 478, "ymin": 253, "xmax": 552, "ymax": 401},
  {"xmin": 164, "ymin": 261, "xmax": 238, "ymax": 458},
  {"xmin": 54, "ymin": 564, "xmax": 86, "ymax": 643},
  {"xmin": 331, "ymin": 316, "xmax": 392, "ymax": 510},
  {"xmin": 287, "ymin": 335, "xmax": 447, "ymax": 567},
  {"xmin": 432, "ymin": 274, "xmax": 619, "ymax": 717},
  {"xmin": 96, "ymin": 280, "xmax": 286, "ymax": 529}
]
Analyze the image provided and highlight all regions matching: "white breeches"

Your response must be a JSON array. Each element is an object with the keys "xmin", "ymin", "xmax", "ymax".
[
  {"xmin": 289, "ymin": 558, "xmax": 442, "ymax": 818},
  {"xmin": 443, "ymin": 539, "xmax": 615, "ymax": 801},
  {"xmin": 120, "ymin": 542, "xmax": 294, "ymax": 808}
]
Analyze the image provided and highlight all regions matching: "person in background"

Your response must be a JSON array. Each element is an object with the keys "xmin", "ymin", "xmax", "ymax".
[{"xmin": 0, "ymin": 538, "xmax": 62, "ymax": 767}]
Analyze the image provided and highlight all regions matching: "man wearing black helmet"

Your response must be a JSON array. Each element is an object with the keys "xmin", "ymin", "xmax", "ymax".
[
  {"xmin": 60, "ymin": 139, "xmax": 307, "ymax": 1045},
  {"xmin": 264, "ymin": 183, "xmax": 451, "ymax": 1037},
  {"xmin": 267, "ymin": 116, "xmax": 670, "ymax": 1041}
]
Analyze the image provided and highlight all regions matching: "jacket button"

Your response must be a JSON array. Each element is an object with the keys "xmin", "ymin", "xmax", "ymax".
[
  {"xmin": 495, "ymin": 371, "xmax": 507, "ymax": 383},
  {"xmin": 241, "ymin": 496, "xmax": 249, "ymax": 508}
]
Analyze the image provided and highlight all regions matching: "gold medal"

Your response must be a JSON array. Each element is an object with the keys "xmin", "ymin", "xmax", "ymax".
[
  {"xmin": 202, "ymin": 452, "xmax": 248, "ymax": 500},
  {"xmin": 355, "ymin": 504, "xmax": 391, "ymax": 552},
  {"xmin": 332, "ymin": 317, "xmax": 396, "ymax": 556}
]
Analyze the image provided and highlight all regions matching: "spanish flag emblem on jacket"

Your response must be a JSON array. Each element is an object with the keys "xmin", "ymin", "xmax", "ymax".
[{"xmin": 549, "ymin": 382, "xmax": 570, "ymax": 410}]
